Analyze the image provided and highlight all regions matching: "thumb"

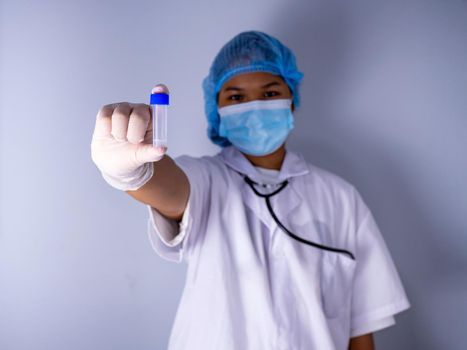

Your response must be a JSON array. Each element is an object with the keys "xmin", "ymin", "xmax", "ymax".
[{"xmin": 135, "ymin": 144, "xmax": 166, "ymax": 165}]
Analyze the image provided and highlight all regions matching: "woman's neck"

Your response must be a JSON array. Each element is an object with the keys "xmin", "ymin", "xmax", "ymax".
[{"xmin": 241, "ymin": 144, "xmax": 286, "ymax": 170}]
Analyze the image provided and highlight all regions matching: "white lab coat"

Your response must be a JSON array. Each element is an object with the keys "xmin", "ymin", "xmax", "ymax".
[{"xmin": 146, "ymin": 146, "xmax": 410, "ymax": 350}]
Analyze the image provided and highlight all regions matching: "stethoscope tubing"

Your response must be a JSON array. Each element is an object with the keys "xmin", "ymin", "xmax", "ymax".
[{"xmin": 243, "ymin": 175, "xmax": 356, "ymax": 261}]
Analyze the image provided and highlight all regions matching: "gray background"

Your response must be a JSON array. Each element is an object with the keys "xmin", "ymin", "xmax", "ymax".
[{"xmin": 1, "ymin": 0, "xmax": 466, "ymax": 349}]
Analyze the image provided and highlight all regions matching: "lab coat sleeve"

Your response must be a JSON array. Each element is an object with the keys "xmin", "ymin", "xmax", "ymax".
[
  {"xmin": 349, "ymin": 192, "xmax": 411, "ymax": 338},
  {"xmin": 351, "ymin": 315, "xmax": 395, "ymax": 338},
  {"xmin": 146, "ymin": 155, "xmax": 210, "ymax": 263}
]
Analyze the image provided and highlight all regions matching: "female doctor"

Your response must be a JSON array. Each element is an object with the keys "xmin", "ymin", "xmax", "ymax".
[{"xmin": 91, "ymin": 31, "xmax": 410, "ymax": 350}]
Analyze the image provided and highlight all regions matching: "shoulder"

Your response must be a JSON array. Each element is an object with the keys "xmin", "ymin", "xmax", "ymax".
[
  {"xmin": 292, "ymin": 152, "xmax": 368, "ymax": 215},
  {"xmin": 173, "ymin": 153, "xmax": 229, "ymax": 184},
  {"xmin": 174, "ymin": 153, "xmax": 223, "ymax": 169},
  {"xmin": 297, "ymin": 154, "xmax": 357, "ymax": 195}
]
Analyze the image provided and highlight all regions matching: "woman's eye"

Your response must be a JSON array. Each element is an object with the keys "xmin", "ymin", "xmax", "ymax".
[
  {"xmin": 228, "ymin": 94, "xmax": 243, "ymax": 101},
  {"xmin": 264, "ymin": 91, "xmax": 279, "ymax": 98}
]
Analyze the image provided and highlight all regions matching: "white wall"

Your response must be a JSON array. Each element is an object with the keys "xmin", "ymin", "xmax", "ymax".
[{"xmin": 1, "ymin": 0, "xmax": 466, "ymax": 349}]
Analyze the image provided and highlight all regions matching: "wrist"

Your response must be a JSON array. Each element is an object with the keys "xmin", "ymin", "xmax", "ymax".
[{"xmin": 100, "ymin": 162, "xmax": 154, "ymax": 191}]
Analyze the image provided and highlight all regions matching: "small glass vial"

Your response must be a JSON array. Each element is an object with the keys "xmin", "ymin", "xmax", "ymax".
[{"xmin": 150, "ymin": 84, "xmax": 169, "ymax": 148}]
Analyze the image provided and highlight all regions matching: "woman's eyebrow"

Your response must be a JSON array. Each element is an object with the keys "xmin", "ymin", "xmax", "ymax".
[
  {"xmin": 261, "ymin": 81, "xmax": 281, "ymax": 89},
  {"xmin": 223, "ymin": 86, "xmax": 244, "ymax": 92},
  {"xmin": 223, "ymin": 81, "xmax": 282, "ymax": 92}
]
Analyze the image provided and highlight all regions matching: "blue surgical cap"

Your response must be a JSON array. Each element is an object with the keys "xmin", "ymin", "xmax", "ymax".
[{"xmin": 202, "ymin": 30, "xmax": 304, "ymax": 147}]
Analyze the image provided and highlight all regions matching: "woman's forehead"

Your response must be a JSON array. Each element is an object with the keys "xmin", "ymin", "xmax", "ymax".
[{"xmin": 221, "ymin": 72, "xmax": 286, "ymax": 91}]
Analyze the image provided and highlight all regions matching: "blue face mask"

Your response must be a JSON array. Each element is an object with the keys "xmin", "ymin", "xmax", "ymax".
[{"xmin": 218, "ymin": 99, "xmax": 294, "ymax": 156}]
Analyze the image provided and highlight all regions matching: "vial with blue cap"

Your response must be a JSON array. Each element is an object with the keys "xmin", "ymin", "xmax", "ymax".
[{"xmin": 150, "ymin": 84, "xmax": 169, "ymax": 148}]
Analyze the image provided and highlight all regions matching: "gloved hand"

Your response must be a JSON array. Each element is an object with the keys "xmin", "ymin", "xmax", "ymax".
[{"xmin": 91, "ymin": 86, "xmax": 168, "ymax": 191}]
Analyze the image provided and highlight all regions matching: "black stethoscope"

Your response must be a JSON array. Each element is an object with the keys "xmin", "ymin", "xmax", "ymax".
[{"xmin": 242, "ymin": 174, "xmax": 356, "ymax": 261}]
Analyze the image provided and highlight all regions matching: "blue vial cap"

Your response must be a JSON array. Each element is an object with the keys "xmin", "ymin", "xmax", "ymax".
[{"xmin": 150, "ymin": 93, "xmax": 169, "ymax": 105}]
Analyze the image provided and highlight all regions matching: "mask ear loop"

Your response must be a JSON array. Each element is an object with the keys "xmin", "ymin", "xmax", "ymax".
[{"xmin": 243, "ymin": 174, "xmax": 356, "ymax": 261}]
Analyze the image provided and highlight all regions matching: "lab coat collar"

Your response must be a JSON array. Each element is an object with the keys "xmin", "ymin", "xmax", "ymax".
[{"xmin": 218, "ymin": 145, "xmax": 310, "ymax": 184}]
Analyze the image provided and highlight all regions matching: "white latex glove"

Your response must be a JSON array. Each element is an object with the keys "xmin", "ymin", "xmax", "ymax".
[{"xmin": 91, "ymin": 86, "xmax": 168, "ymax": 191}]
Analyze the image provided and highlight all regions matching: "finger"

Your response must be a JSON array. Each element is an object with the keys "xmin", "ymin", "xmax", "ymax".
[
  {"xmin": 127, "ymin": 104, "xmax": 151, "ymax": 144},
  {"xmin": 111, "ymin": 102, "xmax": 132, "ymax": 141},
  {"xmin": 143, "ymin": 125, "xmax": 153, "ymax": 144},
  {"xmin": 143, "ymin": 105, "xmax": 154, "ymax": 144},
  {"xmin": 135, "ymin": 144, "xmax": 167, "ymax": 164},
  {"xmin": 93, "ymin": 104, "xmax": 115, "ymax": 138}
]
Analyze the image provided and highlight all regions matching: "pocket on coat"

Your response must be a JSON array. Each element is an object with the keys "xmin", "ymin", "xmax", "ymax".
[{"xmin": 319, "ymin": 251, "xmax": 357, "ymax": 319}]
